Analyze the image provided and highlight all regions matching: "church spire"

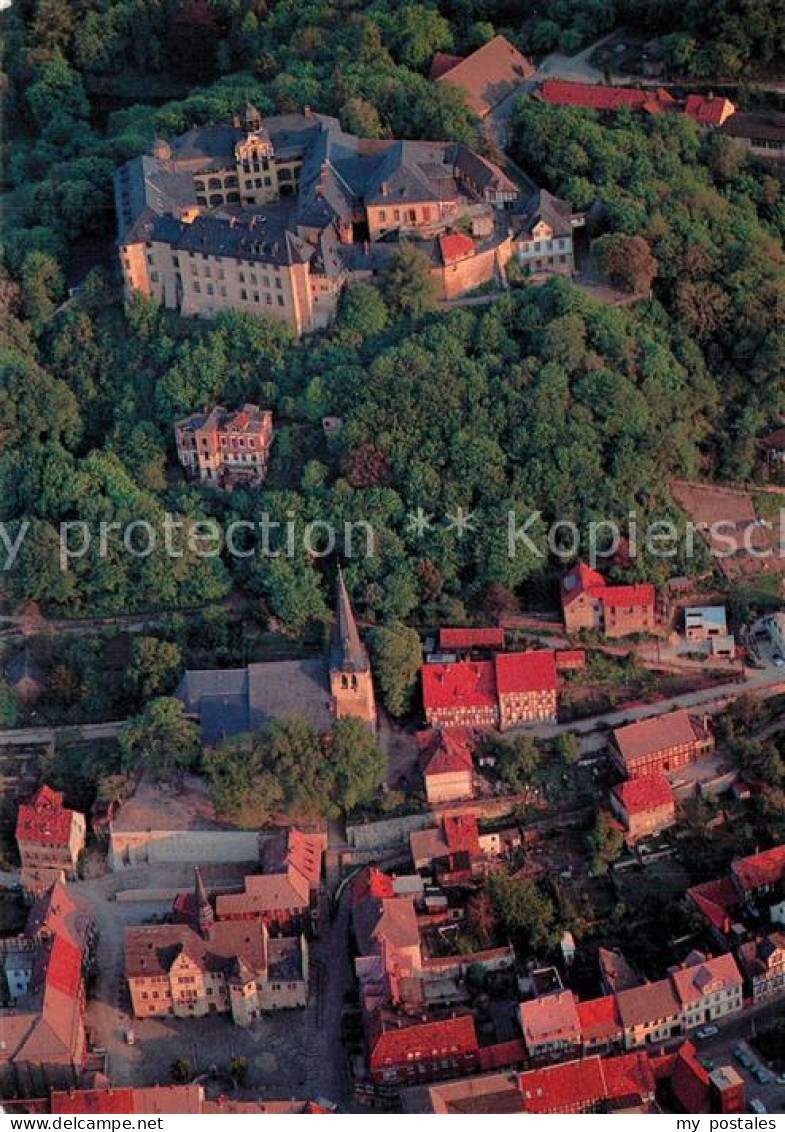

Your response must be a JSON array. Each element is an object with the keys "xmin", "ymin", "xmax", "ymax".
[
  {"xmin": 332, "ymin": 566, "xmax": 368, "ymax": 673},
  {"xmin": 194, "ymin": 867, "xmax": 214, "ymax": 937}
]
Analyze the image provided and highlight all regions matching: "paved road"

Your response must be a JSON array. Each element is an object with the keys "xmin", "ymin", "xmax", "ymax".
[
  {"xmin": 0, "ymin": 719, "xmax": 126, "ymax": 747},
  {"xmin": 698, "ymin": 1000, "xmax": 785, "ymax": 1114}
]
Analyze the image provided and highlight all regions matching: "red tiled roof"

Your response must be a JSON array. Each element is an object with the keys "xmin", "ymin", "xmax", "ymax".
[
  {"xmin": 576, "ymin": 995, "xmax": 622, "ymax": 1043},
  {"xmin": 686, "ymin": 876, "xmax": 741, "ymax": 932},
  {"xmin": 555, "ymin": 649, "xmax": 586, "ymax": 670},
  {"xmin": 422, "ymin": 660, "xmax": 497, "ymax": 711},
  {"xmin": 418, "ymin": 729, "xmax": 475, "ymax": 778},
  {"xmin": 16, "ymin": 785, "xmax": 78, "ymax": 848},
  {"xmin": 599, "ymin": 584, "xmax": 655, "ymax": 609},
  {"xmin": 52, "ymin": 1086, "xmax": 204, "ymax": 1115},
  {"xmin": 518, "ymin": 1057, "xmax": 606, "ymax": 1113},
  {"xmin": 613, "ymin": 774, "xmax": 674, "ymax": 817},
  {"xmin": 732, "ymin": 844, "xmax": 785, "ymax": 892},
  {"xmin": 684, "ymin": 94, "xmax": 735, "ymax": 126},
  {"xmin": 561, "ymin": 562, "xmax": 606, "ymax": 606},
  {"xmin": 368, "ymin": 1011, "xmax": 478, "ymax": 1068},
  {"xmin": 429, "ymin": 51, "xmax": 464, "ymax": 80},
  {"xmin": 539, "ymin": 79, "xmax": 675, "ymax": 114},
  {"xmin": 440, "ymin": 627, "xmax": 505, "ymax": 650},
  {"xmin": 443, "ymin": 814, "xmax": 479, "ymax": 856},
  {"xmin": 602, "ymin": 1051, "xmax": 656, "ymax": 1103},
  {"xmin": 43, "ymin": 935, "xmax": 83, "ymax": 999},
  {"xmin": 560, "ymin": 563, "xmax": 654, "ymax": 612},
  {"xmin": 477, "ymin": 1038, "xmax": 527, "ymax": 1072},
  {"xmin": 495, "ymin": 650, "xmax": 557, "ymax": 695},
  {"xmin": 350, "ymin": 866, "xmax": 395, "ymax": 905},
  {"xmin": 438, "ymin": 232, "xmax": 476, "ymax": 265}
]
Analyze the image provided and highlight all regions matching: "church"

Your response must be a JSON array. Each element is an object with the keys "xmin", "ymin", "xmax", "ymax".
[{"xmin": 178, "ymin": 568, "xmax": 376, "ymax": 744}]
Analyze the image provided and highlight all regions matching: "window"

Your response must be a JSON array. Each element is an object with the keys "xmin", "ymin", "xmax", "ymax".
[
  {"xmin": 194, "ymin": 282, "xmax": 201, "ymax": 293},
  {"xmin": 277, "ymin": 295, "xmax": 284, "ymax": 306}
]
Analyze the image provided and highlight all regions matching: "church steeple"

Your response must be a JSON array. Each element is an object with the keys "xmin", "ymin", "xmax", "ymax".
[
  {"xmin": 329, "ymin": 567, "xmax": 377, "ymax": 726},
  {"xmin": 332, "ymin": 566, "xmax": 368, "ymax": 673},
  {"xmin": 194, "ymin": 867, "xmax": 214, "ymax": 937}
]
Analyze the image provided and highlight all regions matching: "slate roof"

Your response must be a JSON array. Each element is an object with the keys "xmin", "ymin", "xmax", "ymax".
[
  {"xmin": 514, "ymin": 188, "xmax": 574, "ymax": 240},
  {"xmin": 178, "ymin": 657, "xmax": 333, "ymax": 744},
  {"xmin": 125, "ymin": 921, "xmax": 268, "ymax": 979}
]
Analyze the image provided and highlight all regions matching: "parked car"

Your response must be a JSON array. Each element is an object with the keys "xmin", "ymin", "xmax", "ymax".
[
  {"xmin": 695, "ymin": 1025, "xmax": 719, "ymax": 1040},
  {"xmin": 754, "ymin": 1067, "xmax": 772, "ymax": 1084},
  {"xmin": 750, "ymin": 1099, "xmax": 768, "ymax": 1114}
]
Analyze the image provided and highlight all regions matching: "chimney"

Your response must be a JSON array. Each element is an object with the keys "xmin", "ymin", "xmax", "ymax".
[
  {"xmin": 249, "ymin": 216, "xmax": 256, "ymax": 229},
  {"xmin": 381, "ymin": 181, "xmax": 389, "ymax": 196}
]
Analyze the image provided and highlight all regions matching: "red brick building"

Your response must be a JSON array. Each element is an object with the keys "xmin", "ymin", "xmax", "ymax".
[
  {"xmin": 174, "ymin": 403, "xmax": 273, "ymax": 487},
  {"xmin": 610, "ymin": 710, "xmax": 714, "ymax": 780}
]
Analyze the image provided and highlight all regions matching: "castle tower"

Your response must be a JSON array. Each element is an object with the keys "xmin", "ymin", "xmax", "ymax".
[
  {"xmin": 194, "ymin": 866, "xmax": 214, "ymax": 937},
  {"xmin": 329, "ymin": 568, "xmax": 377, "ymax": 727}
]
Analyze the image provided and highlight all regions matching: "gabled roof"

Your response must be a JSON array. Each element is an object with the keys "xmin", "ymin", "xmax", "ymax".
[
  {"xmin": 612, "ymin": 710, "xmax": 701, "ymax": 765},
  {"xmin": 436, "ymin": 35, "xmax": 535, "ymax": 118},
  {"xmin": 576, "ymin": 995, "xmax": 623, "ymax": 1043},
  {"xmin": 519, "ymin": 990, "xmax": 581, "ymax": 1047},
  {"xmin": 598, "ymin": 946, "xmax": 642, "ymax": 993},
  {"xmin": 515, "ymin": 188, "xmax": 574, "ymax": 240},
  {"xmin": 686, "ymin": 876, "xmax": 741, "ymax": 933},
  {"xmin": 732, "ymin": 844, "xmax": 785, "ymax": 892},
  {"xmin": 438, "ymin": 232, "xmax": 476, "ymax": 265},
  {"xmin": 422, "ymin": 660, "xmax": 497, "ymax": 712},
  {"xmin": 16, "ymin": 785, "xmax": 81, "ymax": 848},
  {"xmin": 670, "ymin": 952, "xmax": 742, "ymax": 1006},
  {"xmin": 518, "ymin": 1056, "xmax": 606, "ymax": 1112},
  {"xmin": 350, "ymin": 866, "xmax": 395, "ymax": 905},
  {"xmin": 353, "ymin": 895, "xmax": 420, "ymax": 960},
  {"xmin": 429, "ymin": 51, "xmax": 465, "ymax": 81},
  {"xmin": 418, "ymin": 729, "xmax": 474, "ymax": 778},
  {"xmin": 367, "ymin": 1009, "xmax": 478, "ymax": 1067},
  {"xmin": 439, "ymin": 628, "xmax": 505, "ymax": 650},
  {"xmin": 612, "ymin": 774, "xmax": 674, "ymax": 817},
  {"xmin": 671, "ymin": 1041, "xmax": 710, "ymax": 1114},
  {"xmin": 539, "ymin": 79, "xmax": 675, "ymax": 115},
  {"xmin": 495, "ymin": 650, "xmax": 557, "ymax": 695},
  {"xmin": 561, "ymin": 562, "xmax": 606, "ymax": 606},
  {"xmin": 616, "ymin": 979, "xmax": 680, "ymax": 1027},
  {"xmin": 684, "ymin": 94, "xmax": 735, "ymax": 127},
  {"xmin": 52, "ymin": 1086, "xmax": 204, "ymax": 1115}
]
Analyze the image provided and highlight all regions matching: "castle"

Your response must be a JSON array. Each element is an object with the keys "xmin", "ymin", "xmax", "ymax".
[{"xmin": 114, "ymin": 104, "xmax": 577, "ymax": 335}]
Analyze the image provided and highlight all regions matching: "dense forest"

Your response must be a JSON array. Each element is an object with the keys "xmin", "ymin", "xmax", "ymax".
[{"xmin": 1, "ymin": 0, "xmax": 784, "ymax": 628}]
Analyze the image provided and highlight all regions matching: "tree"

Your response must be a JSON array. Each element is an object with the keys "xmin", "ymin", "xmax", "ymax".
[
  {"xmin": 341, "ymin": 98, "xmax": 386, "ymax": 140},
  {"xmin": 465, "ymin": 889, "xmax": 498, "ymax": 947},
  {"xmin": 120, "ymin": 697, "xmax": 201, "ymax": 781},
  {"xmin": 126, "ymin": 637, "xmax": 183, "ymax": 703},
  {"xmin": 588, "ymin": 810, "xmax": 624, "ymax": 875},
  {"xmin": 20, "ymin": 252, "xmax": 64, "ymax": 330},
  {"xmin": 368, "ymin": 622, "xmax": 422, "ymax": 716},
  {"xmin": 382, "ymin": 243, "xmax": 438, "ymax": 316},
  {"xmin": 594, "ymin": 234, "xmax": 658, "ymax": 296},
  {"xmin": 485, "ymin": 873, "xmax": 559, "ymax": 952},
  {"xmin": 170, "ymin": 1058, "xmax": 193, "ymax": 1084},
  {"xmin": 0, "ymin": 679, "xmax": 19, "ymax": 727},
  {"xmin": 330, "ymin": 717, "xmax": 387, "ymax": 811},
  {"xmin": 557, "ymin": 733, "xmax": 581, "ymax": 766},
  {"xmin": 483, "ymin": 733, "xmax": 541, "ymax": 792}
]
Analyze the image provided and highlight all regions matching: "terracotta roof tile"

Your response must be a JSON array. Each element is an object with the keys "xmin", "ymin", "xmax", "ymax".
[{"xmin": 612, "ymin": 774, "xmax": 674, "ymax": 816}]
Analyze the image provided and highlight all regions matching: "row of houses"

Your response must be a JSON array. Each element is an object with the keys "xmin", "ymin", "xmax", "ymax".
[
  {"xmin": 687, "ymin": 843, "xmax": 785, "ymax": 1005},
  {"xmin": 0, "ymin": 883, "xmax": 96, "ymax": 1097},
  {"xmin": 519, "ymin": 950, "xmax": 743, "ymax": 1062}
]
